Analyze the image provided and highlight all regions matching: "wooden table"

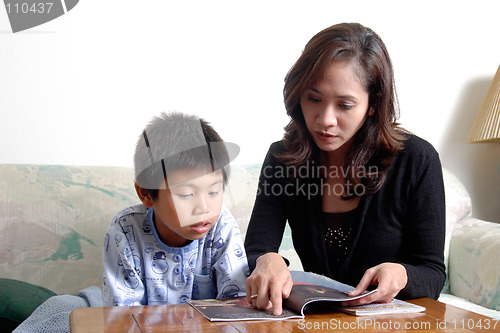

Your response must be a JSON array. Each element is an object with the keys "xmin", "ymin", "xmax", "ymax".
[{"xmin": 70, "ymin": 298, "xmax": 499, "ymax": 332}]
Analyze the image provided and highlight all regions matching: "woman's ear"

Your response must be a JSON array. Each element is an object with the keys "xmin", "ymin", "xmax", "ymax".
[
  {"xmin": 368, "ymin": 107, "xmax": 374, "ymax": 116},
  {"xmin": 135, "ymin": 183, "xmax": 154, "ymax": 208}
]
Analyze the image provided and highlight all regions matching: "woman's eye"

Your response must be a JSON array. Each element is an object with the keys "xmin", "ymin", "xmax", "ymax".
[
  {"xmin": 308, "ymin": 96, "xmax": 321, "ymax": 103},
  {"xmin": 340, "ymin": 103, "xmax": 354, "ymax": 110}
]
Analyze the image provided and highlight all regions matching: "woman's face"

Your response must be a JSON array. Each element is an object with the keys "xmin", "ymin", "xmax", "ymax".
[{"xmin": 300, "ymin": 61, "xmax": 372, "ymax": 158}]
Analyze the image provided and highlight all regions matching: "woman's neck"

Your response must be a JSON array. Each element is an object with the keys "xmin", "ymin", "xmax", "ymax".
[{"xmin": 320, "ymin": 139, "xmax": 353, "ymax": 169}]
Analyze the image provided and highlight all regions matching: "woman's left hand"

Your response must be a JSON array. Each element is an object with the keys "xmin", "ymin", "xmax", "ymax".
[{"xmin": 342, "ymin": 262, "xmax": 408, "ymax": 306}]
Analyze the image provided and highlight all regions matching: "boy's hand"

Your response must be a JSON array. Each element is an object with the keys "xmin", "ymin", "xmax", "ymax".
[{"xmin": 245, "ymin": 252, "xmax": 293, "ymax": 316}]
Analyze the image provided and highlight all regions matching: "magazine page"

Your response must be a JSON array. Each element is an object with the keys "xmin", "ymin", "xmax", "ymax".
[
  {"xmin": 187, "ymin": 283, "xmax": 378, "ymax": 321},
  {"xmin": 187, "ymin": 297, "xmax": 302, "ymax": 322},
  {"xmin": 283, "ymin": 283, "xmax": 378, "ymax": 316}
]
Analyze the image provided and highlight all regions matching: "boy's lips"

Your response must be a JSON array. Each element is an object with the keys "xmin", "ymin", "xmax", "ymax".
[{"xmin": 189, "ymin": 220, "xmax": 212, "ymax": 234}]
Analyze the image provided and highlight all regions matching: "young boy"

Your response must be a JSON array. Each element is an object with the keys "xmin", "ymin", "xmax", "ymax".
[{"xmin": 102, "ymin": 112, "xmax": 249, "ymax": 306}]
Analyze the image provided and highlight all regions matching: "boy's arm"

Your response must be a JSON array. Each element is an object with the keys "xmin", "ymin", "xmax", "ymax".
[
  {"xmin": 103, "ymin": 216, "xmax": 146, "ymax": 306},
  {"xmin": 212, "ymin": 208, "xmax": 250, "ymax": 299}
]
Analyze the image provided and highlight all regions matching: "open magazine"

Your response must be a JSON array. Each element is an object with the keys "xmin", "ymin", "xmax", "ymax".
[{"xmin": 187, "ymin": 283, "xmax": 424, "ymax": 321}]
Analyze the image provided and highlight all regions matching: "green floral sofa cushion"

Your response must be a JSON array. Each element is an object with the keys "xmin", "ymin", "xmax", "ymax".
[
  {"xmin": 0, "ymin": 164, "xmax": 261, "ymax": 295},
  {"xmin": 0, "ymin": 165, "xmax": 138, "ymax": 295},
  {"xmin": 3, "ymin": 163, "xmax": 491, "ymax": 313},
  {"xmin": 441, "ymin": 169, "xmax": 472, "ymax": 293},
  {"xmin": 448, "ymin": 218, "xmax": 500, "ymax": 311}
]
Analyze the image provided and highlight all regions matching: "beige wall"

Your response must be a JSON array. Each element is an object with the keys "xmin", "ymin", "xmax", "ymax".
[{"xmin": 1, "ymin": 0, "xmax": 499, "ymax": 220}]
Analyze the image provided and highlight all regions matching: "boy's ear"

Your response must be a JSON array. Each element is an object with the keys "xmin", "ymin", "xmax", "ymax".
[{"xmin": 135, "ymin": 183, "xmax": 154, "ymax": 208}]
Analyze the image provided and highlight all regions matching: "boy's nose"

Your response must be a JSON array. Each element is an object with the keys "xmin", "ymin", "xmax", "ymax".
[{"xmin": 193, "ymin": 195, "xmax": 210, "ymax": 215}]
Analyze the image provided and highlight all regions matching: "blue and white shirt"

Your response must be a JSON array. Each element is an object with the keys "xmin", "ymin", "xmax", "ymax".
[{"xmin": 103, "ymin": 204, "xmax": 249, "ymax": 306}]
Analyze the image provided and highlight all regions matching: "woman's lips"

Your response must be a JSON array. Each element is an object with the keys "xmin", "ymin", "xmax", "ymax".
[
  {"xmin": 189, "ymin": 221, "xmax": 212, "ymax": 234},
  {"xmin": 315, "ymin": 131, "xmax": 337, "ymax": 142}
]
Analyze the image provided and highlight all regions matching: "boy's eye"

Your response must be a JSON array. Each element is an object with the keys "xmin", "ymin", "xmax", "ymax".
[
  {"xmin": 177, "ymin": 194, "xmax": 193, "ymax": 199},
  {"xmin": 209, "ymin": 191, "xmax": 220, "ymax": 197}
]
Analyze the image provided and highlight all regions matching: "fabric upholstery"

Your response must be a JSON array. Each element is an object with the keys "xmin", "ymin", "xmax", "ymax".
[
  {"xmin": 448, "ymin": 217, "xmax": 500, "ymax": 311},
  {"xmin": 0, "ymin": 278, "xmax": 56, "ymax": 331}
]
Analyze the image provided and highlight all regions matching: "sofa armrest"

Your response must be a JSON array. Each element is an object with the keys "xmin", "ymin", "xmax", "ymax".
[{"xmin": 448, "ymin": 217, "xmax": 500, "ymax": 311}]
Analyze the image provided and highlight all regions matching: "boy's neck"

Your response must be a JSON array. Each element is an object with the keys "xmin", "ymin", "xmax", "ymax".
[{"xmin": 152, "ymin": 212, "xmax": 192, "ymax": 247}]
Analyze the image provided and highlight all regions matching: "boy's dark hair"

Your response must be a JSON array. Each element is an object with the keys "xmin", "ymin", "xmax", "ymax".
[{"xmin": 134, "ymin": 112, "xmax": 234, "ymax": 201}]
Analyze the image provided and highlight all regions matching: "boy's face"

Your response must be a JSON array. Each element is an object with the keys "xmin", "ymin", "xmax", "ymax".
[{"xmin": 152, "ymin": 168, "xmax": 224, "ymax": 247}]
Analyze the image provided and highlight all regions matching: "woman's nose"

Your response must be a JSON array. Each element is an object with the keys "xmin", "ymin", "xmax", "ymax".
[{"xmin": 317, "ymin": 104, "xmax": 338, "ymax": 127}]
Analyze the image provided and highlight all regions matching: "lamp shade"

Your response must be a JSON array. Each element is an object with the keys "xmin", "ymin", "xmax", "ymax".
[{"xmin": 468, "ymin": 65, "xmax": 500, "ymax": 143}]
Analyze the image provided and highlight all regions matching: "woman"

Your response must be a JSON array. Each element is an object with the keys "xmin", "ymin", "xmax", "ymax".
[{"xmin": 244, "ymin": 22, "xmax": 446, "ymax": 316}]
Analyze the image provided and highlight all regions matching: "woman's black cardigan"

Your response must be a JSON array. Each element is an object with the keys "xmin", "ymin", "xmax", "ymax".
[{"xmin": 244, "ymin": 134, "xmax": 446, "ymax": 300}]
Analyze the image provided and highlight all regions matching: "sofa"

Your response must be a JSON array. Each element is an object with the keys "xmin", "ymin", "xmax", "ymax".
[{"xmin": 1, "ymin": 163, "xmax": 499, "ymax": 330}]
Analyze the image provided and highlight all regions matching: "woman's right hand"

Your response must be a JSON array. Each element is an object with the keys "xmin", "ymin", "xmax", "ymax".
[{"xmin": 245, "ymin": 252, "xmax": 293, "ymax": 316}]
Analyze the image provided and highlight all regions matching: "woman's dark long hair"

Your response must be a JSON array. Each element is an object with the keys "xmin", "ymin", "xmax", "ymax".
[{"xmin": 279, "ymin": 22, "xmax": 406, "ymax": 196}]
